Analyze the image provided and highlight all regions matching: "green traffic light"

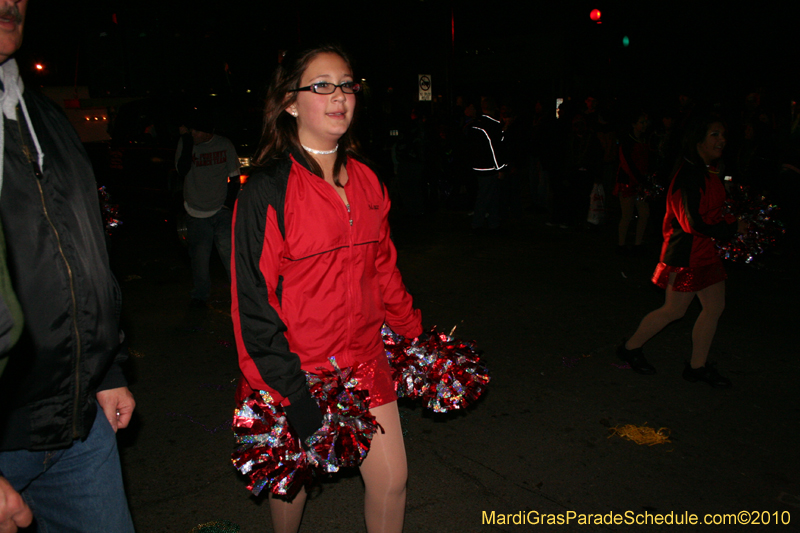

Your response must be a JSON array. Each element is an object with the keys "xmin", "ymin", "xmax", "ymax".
[{"xmin": 622, "ymin": 36, "xmax": 630, "ymax": 47}]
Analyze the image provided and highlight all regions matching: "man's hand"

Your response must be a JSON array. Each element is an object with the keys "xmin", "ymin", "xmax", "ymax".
[
  {"xmin": 0, "ymin": 476, "xmax": 32, "ymax": 533},
  {"xmin": 96, "ymin": 387, "xmax": 136, "ymax": 433}
]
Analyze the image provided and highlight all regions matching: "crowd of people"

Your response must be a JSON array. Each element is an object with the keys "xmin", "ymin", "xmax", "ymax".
[
  {"xmin": 385, "ymin": 89, "xmax": 798, "ymax": 392},
  {"xmin": 386, "ymin": 89, "xmax": 798, "ymax": 253}
]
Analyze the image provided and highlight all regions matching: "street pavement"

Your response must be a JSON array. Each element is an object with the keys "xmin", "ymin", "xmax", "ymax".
[{"xmin": 111, "ymin": 207, "xmax": 798, "ymax": 532}]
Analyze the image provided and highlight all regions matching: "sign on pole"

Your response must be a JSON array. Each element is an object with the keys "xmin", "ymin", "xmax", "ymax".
[{"xmin": 418, "ymin": 74, "xmax": 432, "ymax": 101}]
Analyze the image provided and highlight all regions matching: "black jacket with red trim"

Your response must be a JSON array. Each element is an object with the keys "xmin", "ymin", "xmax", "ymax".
[{"xmin": 231, "ymin": 150, "xmax": 422, "ymax": 414}]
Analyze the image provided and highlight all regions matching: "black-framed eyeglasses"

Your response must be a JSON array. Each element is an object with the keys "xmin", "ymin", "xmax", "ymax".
[{"xmin": 290, "ymin": 81, "xmax": 362, "ymax": 94}]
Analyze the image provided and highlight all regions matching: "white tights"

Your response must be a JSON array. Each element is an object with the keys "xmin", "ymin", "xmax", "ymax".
[{"xmin": 269, "ymin": 401, "xmax": 408, "ymax": 533}]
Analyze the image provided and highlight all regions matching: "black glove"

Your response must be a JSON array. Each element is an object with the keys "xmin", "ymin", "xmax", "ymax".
[{"xmin": 283, "ymin": 388, "xmax": 324, "ymax": 443}]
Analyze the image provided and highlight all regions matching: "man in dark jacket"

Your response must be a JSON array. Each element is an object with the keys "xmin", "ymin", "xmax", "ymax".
[
  {"xmin": 469, "ymin": 96, "xmax": 507, "ymax": 230},
  {"xmin": 0, "ymin": 1, "xmax": 136, "ymax": 531}
]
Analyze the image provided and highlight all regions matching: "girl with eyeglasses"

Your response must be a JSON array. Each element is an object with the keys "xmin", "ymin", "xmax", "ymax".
[{"xmin": 231, "ymin": 44, "xmax": 422, "ymax": 533}]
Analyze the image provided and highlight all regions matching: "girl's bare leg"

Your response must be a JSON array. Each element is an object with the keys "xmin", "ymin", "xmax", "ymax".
[
  {"xmin": 268, "ymin": 401, "xmax": 408, "ymax": 533},
  {"xmin": 618, "ymin": 196, "xmax": 634, "ymax": 246},
  {"xmin": 634, "ymin": 200, "xmax": 650, "ymax": 245},
  {"xmin": 360, "ymin": 401, "xmax": 407, "ymax": 533},
  {"xmin": 269, "ymin": 488, "xmax": 307, "ymax": 533},
  {"xmin": 626, "ymin": 273, "xmax": 695, "ymax": 349},
  {"xmin": 690, "ymin": 280, "xmax": 725, "ymax": 368}
]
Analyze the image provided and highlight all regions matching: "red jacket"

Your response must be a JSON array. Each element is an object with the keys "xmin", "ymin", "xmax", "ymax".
[
  {"xmin": 614, "ymin": 134, "xmax": 651, "ymax": 197},
  {"xmin": 660, "ymin": 160, "xmax": 736, "ymax": 268},
  {"xmin": 231, "ymin": 152, "xmax": 422, "ymax": 406}
]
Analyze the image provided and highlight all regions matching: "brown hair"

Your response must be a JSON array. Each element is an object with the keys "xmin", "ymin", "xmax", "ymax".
[{"xmin": 253, "ymin": 44, "xmax": 361, "ymax": 186}]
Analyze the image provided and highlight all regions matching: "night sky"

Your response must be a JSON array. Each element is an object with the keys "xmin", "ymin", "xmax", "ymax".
[{"xmin": 17, "ymin": 1, "xmax": 800, "ymax": 117}]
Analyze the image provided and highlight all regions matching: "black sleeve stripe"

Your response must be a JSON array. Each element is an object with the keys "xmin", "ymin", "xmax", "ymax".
[
  {"xmin": 234, "ymin": 162, "xmax": 307, "ymax": 402},
  {"xmin": 282, "ymin": 240, "xmax": 380, "ymax": 262},
  {"xmin": 675, "ymin": 169, "xmax": 733, "ymax": 240}
]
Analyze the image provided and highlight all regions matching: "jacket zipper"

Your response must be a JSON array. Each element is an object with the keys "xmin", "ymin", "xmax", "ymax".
[
  {"xmin": 345, "ymin": 200, "xmax": 354, "ymax": 367},
  {"xmin": 19, "ymin": 119, "xmax": 83, "ymax": 439}
]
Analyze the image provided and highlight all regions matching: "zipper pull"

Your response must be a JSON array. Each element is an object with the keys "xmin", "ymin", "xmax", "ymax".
[
  {"xmin": 22, "ymin": 143, "xmax": 44, "ymax": 180},
  {"xmin": 30, "ymin": 160, "xmax": 43, "ymax": 180},
  {"xmin": 18, "ymin": 122, "xmax": 44, "ymax": 179}
]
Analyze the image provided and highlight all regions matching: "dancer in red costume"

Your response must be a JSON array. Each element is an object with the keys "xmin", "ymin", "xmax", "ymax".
[
  {"xmin": 231, "ymin": 45, "xmax": 422, "ymax": 533},
  {"xmin": 615, "ymin": 112, "xmax": 653, "ymax": 253},
  {"xmin": 617, "ymin": 115, "xmax": 746, "ymax": 387}
]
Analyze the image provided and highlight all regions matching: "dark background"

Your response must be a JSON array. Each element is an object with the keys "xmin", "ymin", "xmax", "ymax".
[{"xmin": 18, "ymin": 1, "xmax": 800, "ymax": 113}]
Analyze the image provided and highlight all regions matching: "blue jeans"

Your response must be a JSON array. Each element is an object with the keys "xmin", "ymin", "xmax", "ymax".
[
  {"xmin": 186, "ymin": 208, "xmax": 233, "ymax": 301},
  {"xmin": 0, "ymin": 406, "xmax": 135, "ymax": 533}
]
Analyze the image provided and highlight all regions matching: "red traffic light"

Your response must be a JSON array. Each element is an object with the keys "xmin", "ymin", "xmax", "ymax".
[{"xmin": 590, "ymin": 9, "xmax": 602, "ymax": 23}]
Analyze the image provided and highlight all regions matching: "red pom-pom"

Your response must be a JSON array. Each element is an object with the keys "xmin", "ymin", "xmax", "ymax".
[
  {"xmin": 383, "ymin": 325, "xmax": 490, "ymax": 413},
  {"xmin": 232, "ymin": 326, "xmax": 491, "ymax": 497},
  {"xmin": 305, "ymin": 367, "xmax": 378, "ymax": 472},
  {"xmin": 636, "ymin": 174, "xmax": 665, "ymax": 202},
  {"xmin": 716, "ymin": 184, "xmax": 785, "ymax": 263},
  {"xmin": 98, "ymin": 186, "xmax": 122, "ymax": 235},
  {"xmin": 231, "ymin": 391, "xmax": 309, "ymax": 498},
  {"xmin": 231, "ymin": 362, "xmax": 378, "ymax": 498}
]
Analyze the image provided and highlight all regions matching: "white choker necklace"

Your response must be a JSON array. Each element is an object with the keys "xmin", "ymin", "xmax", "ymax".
[{"xmin": 302, "ymin": 144, "xmax": 338, "ymax": 155}]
